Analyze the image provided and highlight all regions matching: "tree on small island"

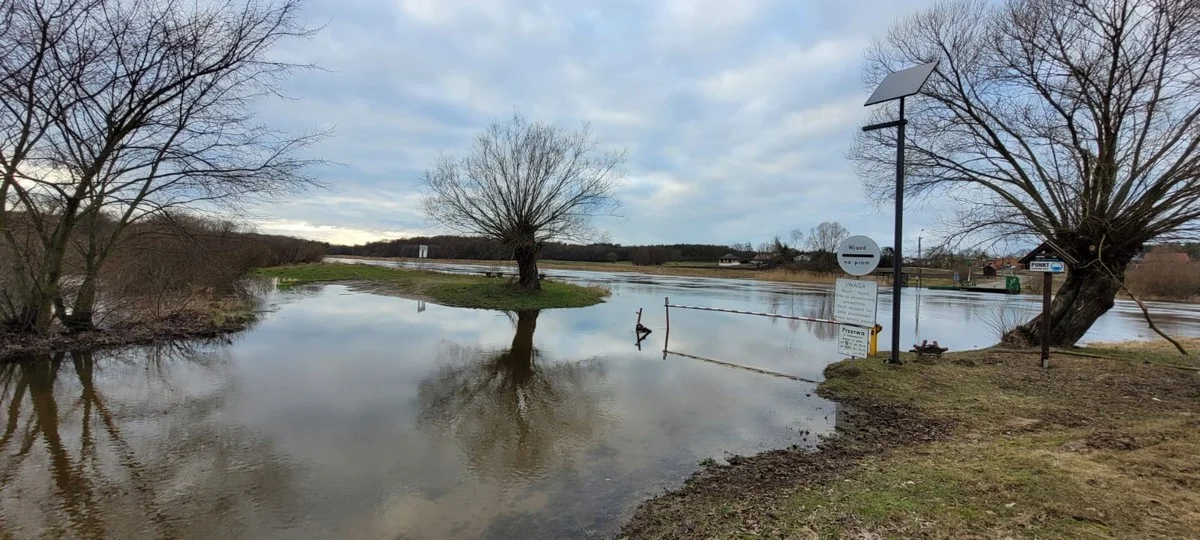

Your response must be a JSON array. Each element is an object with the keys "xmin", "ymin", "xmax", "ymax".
[{"xmin": 422, "ymin": 115, "xmax": 625, "ymax": 290}]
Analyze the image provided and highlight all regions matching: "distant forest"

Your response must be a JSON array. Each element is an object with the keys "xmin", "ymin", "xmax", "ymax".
[{"xmin": 326, "ymin": 236, "xmax": 748, "ymax": 265}]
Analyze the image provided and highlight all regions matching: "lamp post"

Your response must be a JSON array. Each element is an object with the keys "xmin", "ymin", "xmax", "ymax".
[
  {"xmin": 862, "ymin": 61, "xmax": 938, "ymax": 365},
  {"xmin": 917, "ymin": 229, "xmax": 923, "ymax": 287}
]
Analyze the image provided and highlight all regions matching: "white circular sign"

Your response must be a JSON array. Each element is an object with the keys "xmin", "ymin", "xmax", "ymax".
[{"xmin": 836, "ymin": 235, "xmax": 881, "ymax": 276}]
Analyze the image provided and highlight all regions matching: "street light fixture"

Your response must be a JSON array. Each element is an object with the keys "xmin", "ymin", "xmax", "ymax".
[{"xmin": 862, "ymin": 60, "xmax": 938, "ymax": 365}]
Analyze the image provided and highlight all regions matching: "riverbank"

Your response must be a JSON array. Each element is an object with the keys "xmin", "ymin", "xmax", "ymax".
[
  {"xmin": 0, "ymin": 296, "xmax": 259, "ymax": 360},
  {"xmin": 621, "ymin": 339, "xmax": 1200, "ymax": 539},
  {"xmin": 255, "ymin": 262, "xmax": 609, "ymax": 310}
]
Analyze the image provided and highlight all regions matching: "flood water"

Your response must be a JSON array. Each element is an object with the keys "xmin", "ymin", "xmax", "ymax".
[{"xmin": 3, "ymin": 259, "xmax": 1198, "ymax": 539}]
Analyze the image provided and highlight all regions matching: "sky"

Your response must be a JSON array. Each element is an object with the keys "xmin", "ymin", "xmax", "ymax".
[{"xmin": 247, "ymin": 0, "xmax": 946, "ymax": 250}]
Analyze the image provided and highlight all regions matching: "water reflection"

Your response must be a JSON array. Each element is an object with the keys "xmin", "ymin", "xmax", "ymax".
[
  {"xmin": 0, "ymin": 345, "xmax": 303, "ymax": 540},
  {"xmin": 418, "ymin": 310, "xmax": 611, "ymax": 483}
]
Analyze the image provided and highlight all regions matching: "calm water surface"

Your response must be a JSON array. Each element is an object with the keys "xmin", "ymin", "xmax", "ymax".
[{"xmin": 2, "ymin": 260, "xmax": 1198, "ymax": 539}]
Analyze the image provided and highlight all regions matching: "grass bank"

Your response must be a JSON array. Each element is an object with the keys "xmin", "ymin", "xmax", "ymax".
[
  {"xmin": 622, "ymin": 338, "xmax": 1200, "ymax": 539},
  {"xmin": 254, "ymin": 263, "xmax": 608, "ymax": 310},
  {"xmin": 0, "ymin": 295, "xmax": 259, "ymax": 360}
]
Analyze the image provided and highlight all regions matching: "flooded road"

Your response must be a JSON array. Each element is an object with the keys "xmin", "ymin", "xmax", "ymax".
[{"xmin": 2, "ymin": 259, "xmax": 1197, "ymax": 539}]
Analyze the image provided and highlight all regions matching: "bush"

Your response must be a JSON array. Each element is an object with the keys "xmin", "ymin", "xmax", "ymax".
[{"xmin": 1125, "ymin": 262, "xmax": 1199, "ymax": 300}]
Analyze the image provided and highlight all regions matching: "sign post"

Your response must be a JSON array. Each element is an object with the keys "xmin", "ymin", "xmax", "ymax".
[
  {"xmin": 1028, "ymin": 257, "xmax": 1065, "ymax": 368},
  {"xmin": 835, "ymin": 278, "xmax": 879, "ymax": 358},
  {"xmin": 834, "ymin": 236, "xmax": 881, "ymax": 359},
  {"xmin": 836, "ymin": 235, "xmax": 882, "ymax": 276}
]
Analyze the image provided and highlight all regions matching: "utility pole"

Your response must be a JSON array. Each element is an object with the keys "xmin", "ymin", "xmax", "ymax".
[{"xmin": 917, "ymin": 230, "xmax": 923, "ymax": 288}]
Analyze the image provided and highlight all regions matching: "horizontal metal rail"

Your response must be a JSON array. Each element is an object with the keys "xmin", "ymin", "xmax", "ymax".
[
  {"xmin": 665, "ymin": 302, "xmax": 871, "ymax": 328},
  {"xmin": 664, "ymin": 350, "xmax": 819, "ymax": 384}
]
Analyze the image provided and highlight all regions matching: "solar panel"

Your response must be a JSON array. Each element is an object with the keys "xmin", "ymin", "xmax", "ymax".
[{"xmin": 864, "ymin": 61, "xmax": 939, "ymax": 106}]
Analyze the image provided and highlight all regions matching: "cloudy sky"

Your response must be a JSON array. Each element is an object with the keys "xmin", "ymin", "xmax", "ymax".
[{"xmin": 249, "ymin": 0, "xmax": 945, "ymax": 249}]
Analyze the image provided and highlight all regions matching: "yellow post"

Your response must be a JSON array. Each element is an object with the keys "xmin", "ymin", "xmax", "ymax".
[{"xmin": 869, "ymin": 324, "xmax": 882, "ymax": 357}]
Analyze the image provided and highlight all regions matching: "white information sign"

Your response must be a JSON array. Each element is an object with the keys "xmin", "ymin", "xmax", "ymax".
[
  {"xmin": 834, "ymin": 278, "xmax": 879, "ymax": 328},
  {"xmin": 418, "ymin": 245, "xmax": 429, "ymax": 259},
  {"xmin": 838, "ymin": 325, "xmax": 870, "ymax": 358},
  {"xmin": 836, "ymin": 235, "xmax": 881, "ymax": 276},
  {"xmin": 1028, "ymin": 259, "xmax": 1064, "ymax": 273}
]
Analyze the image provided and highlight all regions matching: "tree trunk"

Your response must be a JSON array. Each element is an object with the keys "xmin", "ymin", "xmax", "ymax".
[
  {"xmin": 1004, "ymin": 262, "xmax": 1126, "ymax": 347},
  {"xmin": 7, "ymin": 273, "xmax": 59, "ymax": 334},
  {"xmin": 63, "ymin": 270, "xmax": 99, "ymax": 333},
  {"xmin": 513, "ymin": 244, "xmax": 541, "ymax": 290},
  {"xmin": 501, "ymin": 310, "xmax": 539, "ymax": 384}
]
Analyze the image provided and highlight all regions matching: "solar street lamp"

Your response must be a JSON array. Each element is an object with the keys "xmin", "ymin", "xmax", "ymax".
[{"xmin": 861, "ymin": 61, "xmax": 938, "ymax": 365}]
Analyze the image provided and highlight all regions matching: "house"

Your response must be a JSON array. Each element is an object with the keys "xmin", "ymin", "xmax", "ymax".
[
  {"xmin": 751, "ymin": 252, "xmax": 775, "ymax": 266},
  {"xmin": 981, "ymin": 262, "xmax": 998, "ymax": 277},
  {"xmin": 989, "ymin": 257, "xmax": 1023, "ymax": 270},
  {"xmin": 718, "ymin": 253, "xmax": 741, "ymax": 267}
]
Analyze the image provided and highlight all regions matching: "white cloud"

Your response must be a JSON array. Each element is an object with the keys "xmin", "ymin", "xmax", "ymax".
[
  {"xmin": 254, "ymin": 220, "xmax": 425, "ymax": 244},
  {"xmin": 250, "ymin": 0, "xmax": 947, "ymax": 247}
]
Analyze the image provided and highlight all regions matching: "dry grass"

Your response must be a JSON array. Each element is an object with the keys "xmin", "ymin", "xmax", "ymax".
[
  {"xmin": 800, "ymin": 348, "xmax": 1200, "ymax": 538},
  {"xmin": 1126, "ymin": 262, "xmax": 1200, "ymax": 302},
  {"xmin": 623, "ymin": 342, "xmax": 1200, "ymax": 539}
]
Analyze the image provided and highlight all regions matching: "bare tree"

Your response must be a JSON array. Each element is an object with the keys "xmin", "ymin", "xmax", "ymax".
[
  {"xmin": 807, "ymin": 221, "xmax": 849, "ymax": 252},
  {"xmin": 423, "ymin": 115, "xmax": 624, "ymax": 290},
  {"xmin": 0, "ymin": 0, "xmax": 319, "ymax": 333},
  {"xmin": 789, "ymin": 228, "xmax": 805, "ymax": 250},
  {"xmin": 0, "ymin": 0, "xmax": 99, "ymax": 331},
  {"xmin": 853, "ymin": 0, "xmax": 1200, "ymax": 347}
]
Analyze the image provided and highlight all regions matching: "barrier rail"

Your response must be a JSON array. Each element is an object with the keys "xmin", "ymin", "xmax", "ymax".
[
  {"xmin": 663, "ymin": 350, "xmax": 819, "ymax": 384},
  {"xmin": 663, "ymin": 296, "xmax": 880, "ymax": 359},
  {"xmin": 663, "ymin": 297, "xmax": 872, "ymax": 330}
]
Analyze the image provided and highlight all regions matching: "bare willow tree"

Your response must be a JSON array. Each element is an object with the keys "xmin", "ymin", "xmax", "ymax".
[
  {"xmin": 852, "ymin": 0, "xmax": 1200, "ymax": 347},
  {"xmin": 1, "ymin": 0, "xmax": 319, "ymax": 333},
  {"xmin": 423, "ymin": 115, "xmax": 624, "ymax": 290},
  {"xmin": 807, "ymin": 221, "xmax": 850, "ymax": 253}
]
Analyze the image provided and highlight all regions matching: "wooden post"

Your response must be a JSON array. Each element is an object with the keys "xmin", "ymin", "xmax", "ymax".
[
  {"xmin": 1041, "ymin": 272, "xmax": 1052, "ymax": 368},
  {"xmin": 663, "ymin": 297, "xmax": 670, "ymax": 359}
]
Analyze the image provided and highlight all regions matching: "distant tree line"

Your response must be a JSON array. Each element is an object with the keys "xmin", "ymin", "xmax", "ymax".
[{"xmin": 327, "ymin": 236, "xmax": 747, "ymax": 266}]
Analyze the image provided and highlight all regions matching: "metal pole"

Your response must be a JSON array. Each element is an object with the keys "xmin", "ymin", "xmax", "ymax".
[
  {"xmin": 1041, "ymin": 272, "xmax": 1051, "ymax": 368},
  {"xmin": 890, "ymin": 97, "xmax": 906, "ymax": 365},
  {"xmin": 917, "ymin": 234, "xmax": 922, "ymax": 287}
]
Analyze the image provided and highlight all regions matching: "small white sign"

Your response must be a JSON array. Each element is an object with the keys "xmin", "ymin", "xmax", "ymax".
[
  {"xmin": 1028, "ymin": 259, "xmax": 1064, "ymax": 273},
  {"xmin": 418, "ymin": 245, "xmax": 429, "ymax": 259},
  {"xmin": 834, "ymin": 278, "xmax": 879, "ymax": 328},
  {"xmin": 836, "ymin": 235, "xmax": 881, "ymax": 276},
  {"xmin": 838, "ymin": 325, "xmax": 870, "ymax": 358}
]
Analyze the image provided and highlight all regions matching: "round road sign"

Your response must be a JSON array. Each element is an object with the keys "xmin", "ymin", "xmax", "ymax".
[{"xmin": 836, "ymin": 235, "xmax": 881, "ymax": 276}]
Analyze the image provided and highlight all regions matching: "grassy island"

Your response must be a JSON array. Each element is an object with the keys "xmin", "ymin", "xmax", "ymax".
[{"xmin": 254, "ymin": 263, "xmax": 609, "ymax": 310}]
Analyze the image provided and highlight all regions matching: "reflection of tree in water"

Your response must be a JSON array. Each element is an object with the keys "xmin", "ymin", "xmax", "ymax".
[
  {"xmin": 803, "ymin": 294, "xmax": 838, "ymax": 340},
  {"xmin": 0, "ymin": 343, "xmax": 300, "ymax": 540},
  {"xmin": 417, "ymin": 310, "xmax": 610, "ymax": 483},
  {"xmin": 766, "ymin": 293, "xmax": 838, "ymax": 341}
]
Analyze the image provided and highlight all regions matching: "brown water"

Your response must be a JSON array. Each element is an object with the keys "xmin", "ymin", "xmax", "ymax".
[{"xmin": 2, "ymin": 262, "xmax": 1198, "ymax": 539}]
